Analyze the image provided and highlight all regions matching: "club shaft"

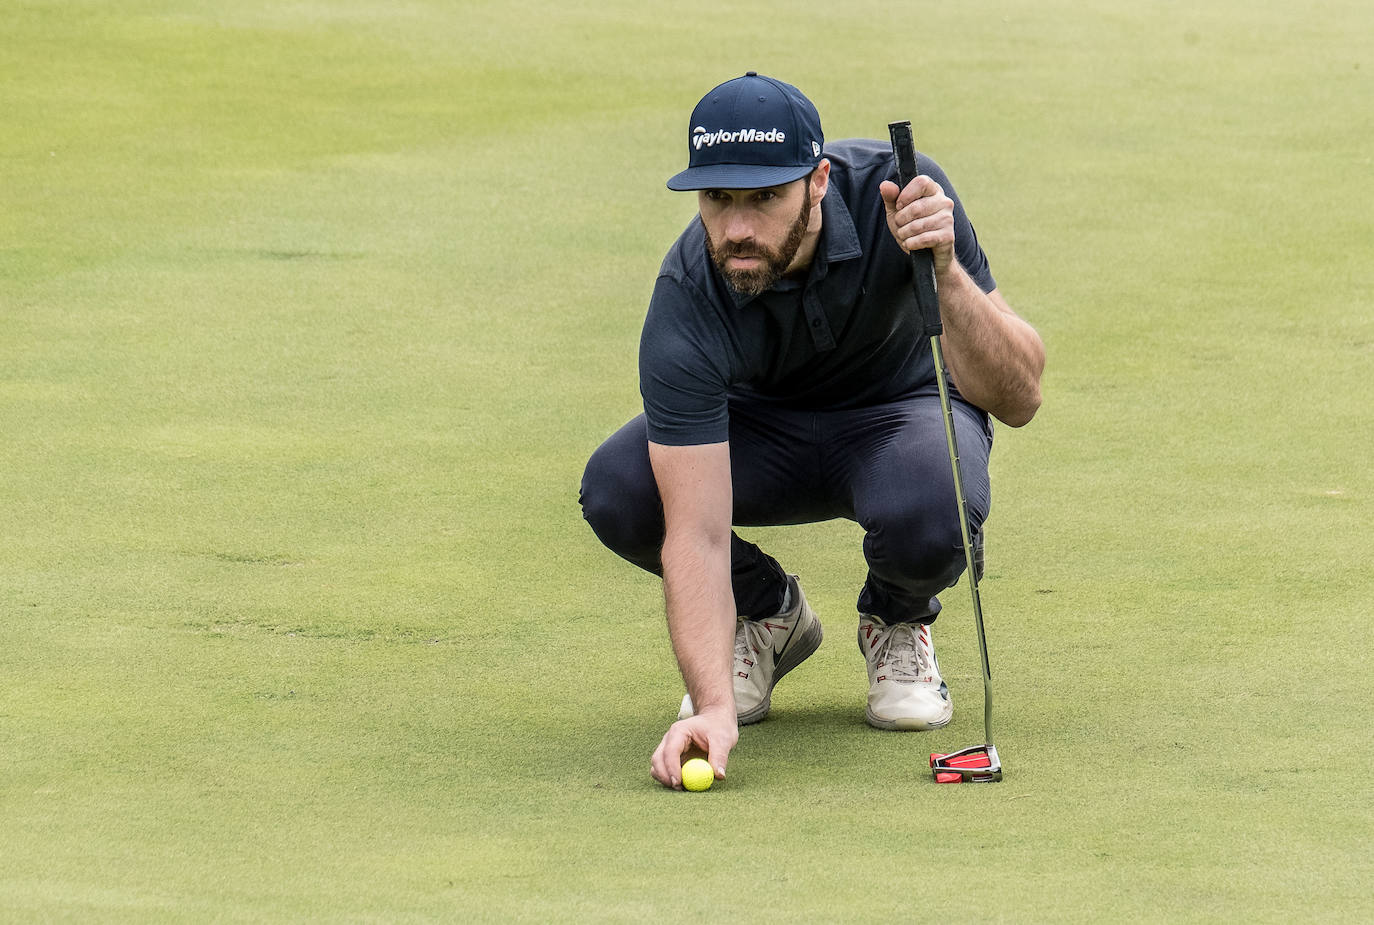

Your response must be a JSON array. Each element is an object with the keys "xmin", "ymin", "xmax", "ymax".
[{"xmin": 928, "ymin": 335, "xmax": 994, "ymax": 747}]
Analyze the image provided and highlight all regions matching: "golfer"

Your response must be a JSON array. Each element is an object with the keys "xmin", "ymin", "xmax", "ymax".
[{"xmin": 580, "ymin": 73, "xmax": 1045, "ymax": 789}]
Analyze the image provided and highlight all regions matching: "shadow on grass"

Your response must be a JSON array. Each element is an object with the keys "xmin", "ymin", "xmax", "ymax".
[{"xmin": 585, "ymin": 700, "xmax": 959, "ymax": 794}]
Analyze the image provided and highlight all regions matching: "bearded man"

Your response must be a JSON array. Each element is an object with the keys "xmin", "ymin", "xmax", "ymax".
[{"xmin": 579, "ymin": 73, "xmax": 1045, "ymax": 790}]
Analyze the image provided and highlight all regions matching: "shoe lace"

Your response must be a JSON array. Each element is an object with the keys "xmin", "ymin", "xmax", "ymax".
[
  {"xmin": 874, "ymin": 622, "xmax": 929, "ymax": 681},
  {"xmin": 736, "ymin": 617, "xmax": 772, "ymax": 664}
]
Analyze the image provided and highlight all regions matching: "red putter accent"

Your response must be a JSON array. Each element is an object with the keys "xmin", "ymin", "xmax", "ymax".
[
  {"xmin": 934, "ymin": 771, "xmax": 963, "ymax": 784},
  {"xmin": 941, "ymin": 752, "xmax": 992, "ymax": 770}
]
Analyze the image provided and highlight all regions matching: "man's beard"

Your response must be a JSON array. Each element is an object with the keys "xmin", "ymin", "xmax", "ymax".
[{"xmin": 705, "ymin": 186, "xmax": 812, "ymax": 297}]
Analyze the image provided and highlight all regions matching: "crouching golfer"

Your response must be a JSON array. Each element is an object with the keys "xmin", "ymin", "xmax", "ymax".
[{"xmin": 580, "ymin": 73, "xmax": 1045, "ymax": 789}]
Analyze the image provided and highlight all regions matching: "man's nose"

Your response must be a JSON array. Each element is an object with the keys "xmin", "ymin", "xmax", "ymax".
[{"xmin": 723, "ymin": 208, "xmax": 756, "ymax": 243}]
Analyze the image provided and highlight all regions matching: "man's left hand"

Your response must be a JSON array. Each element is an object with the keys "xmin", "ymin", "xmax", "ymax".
[{"xmin": 879, "ymin": 176, "xmax": 956, "ymax": 275}]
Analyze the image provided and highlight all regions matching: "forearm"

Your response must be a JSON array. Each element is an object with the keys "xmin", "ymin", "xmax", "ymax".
[
  {"xmin": 660, "ymin": 528, "xmax": 736, "ymax": 716},
  {"xmin": 935, "ymin": 265, "xmax": 1045, "ymax": 427},
  {"xmin": 645, "ymin": 439, "xmax": 739, "ymax": 788}
]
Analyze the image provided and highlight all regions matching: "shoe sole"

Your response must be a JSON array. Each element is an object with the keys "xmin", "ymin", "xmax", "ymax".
[{"xmin": 737, "ymin": 594, "xmax": 824, "ymax": 726}]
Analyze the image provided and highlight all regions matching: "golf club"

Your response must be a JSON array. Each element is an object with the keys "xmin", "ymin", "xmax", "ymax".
[{"xmin": 888, "ymin": 120, "xmax": 1003, "ymax": 784}]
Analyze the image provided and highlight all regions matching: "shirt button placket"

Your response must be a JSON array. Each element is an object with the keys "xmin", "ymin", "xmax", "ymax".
[{"xmin": 802, "ymin": 289, "xmax": 835, "ymax": 351}]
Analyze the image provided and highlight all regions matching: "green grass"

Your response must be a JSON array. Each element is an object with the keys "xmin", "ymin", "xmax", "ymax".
[{"xmin": 3, "ymin": 0, "xmax": 1372, "ymax": 920}]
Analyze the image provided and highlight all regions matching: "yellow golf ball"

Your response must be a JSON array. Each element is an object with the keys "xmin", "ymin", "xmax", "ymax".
[{"xmin": 681, "ymin": 758, "xmax": 714, "ymax": 792}]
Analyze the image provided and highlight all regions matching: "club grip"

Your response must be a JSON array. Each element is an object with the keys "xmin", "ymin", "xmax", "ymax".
[{"xmin": 887, "ymin": 120, "xmax": 942, "ymax": 337}]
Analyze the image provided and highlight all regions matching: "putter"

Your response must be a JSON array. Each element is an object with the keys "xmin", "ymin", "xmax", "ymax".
[{"xmin": 888, "ymin": 121, "xmax": 1002, "ymax": 784}]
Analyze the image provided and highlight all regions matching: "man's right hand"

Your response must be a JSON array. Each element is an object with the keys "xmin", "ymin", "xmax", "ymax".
[{"xmin": 650, "ymin": 707, "xmax": 738, "ymax": 789}]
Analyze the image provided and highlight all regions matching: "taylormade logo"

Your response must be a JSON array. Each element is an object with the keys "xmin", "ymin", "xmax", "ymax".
[{"xmin": 692, "ymin": 125, "xmax": 786, "ymax": 150}]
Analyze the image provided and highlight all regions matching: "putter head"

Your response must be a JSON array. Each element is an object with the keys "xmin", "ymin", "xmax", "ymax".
[{"xmin": 929, "ymin": 744, "xmax": 1002, "ymax": 783}]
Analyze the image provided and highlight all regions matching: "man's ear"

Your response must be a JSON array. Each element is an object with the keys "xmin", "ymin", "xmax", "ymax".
[{"xmin": 810, "ymin": 158, "xmax": 831, "ymax": 204}]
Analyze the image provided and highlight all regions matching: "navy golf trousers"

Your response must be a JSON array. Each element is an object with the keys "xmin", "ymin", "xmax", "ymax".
[{"xmin": 579, "ymin": 393, "xmax": 992, "ymax": 625}]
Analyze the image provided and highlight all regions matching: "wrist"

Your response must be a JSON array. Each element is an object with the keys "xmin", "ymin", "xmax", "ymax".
[
  {"xmin": 691, "ymin": 698, "xmax": 736, "ymax": 720},
  {"xmin": 934, "ymin": 254, "xmax": 969, "ymax": 287}
]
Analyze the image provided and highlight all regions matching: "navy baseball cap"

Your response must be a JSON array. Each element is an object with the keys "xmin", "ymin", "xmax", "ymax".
[{"xmin": 666, "ymin": 72, "xmax": 824, "ymax": 191}]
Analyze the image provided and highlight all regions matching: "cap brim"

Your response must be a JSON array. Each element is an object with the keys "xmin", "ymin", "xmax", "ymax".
[{"xmin": 666, "ymin": 162, "xmax": 815, "ymax": 191}]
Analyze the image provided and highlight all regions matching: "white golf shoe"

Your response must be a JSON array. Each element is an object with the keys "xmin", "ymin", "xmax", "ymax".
[
  {"xmin": 677, "ymin": 575, "xmax": 823, "ymax": 725},
  {"xmin": 858, "ymin": 614, "xmax": 953, "ymax": 730}
]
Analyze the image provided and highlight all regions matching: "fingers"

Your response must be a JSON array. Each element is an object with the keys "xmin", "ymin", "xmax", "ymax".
[
  {"xmin": 650, "ymin": 714, "xmax": 738, "ymax": 790},
  {"xmin": 650, "ymin": 724, "xmax": 691, "ymax": 789},
  {"xmin": 706, "ymin": 741, "xmax": 729, "ymax": 782},
  {"xmin": 884, "ymin": 173, "xmax": 942, "ymax": 211},
  {"xmin": 881, "ymin": 175, "xmax": 955, "ymax": 258}
]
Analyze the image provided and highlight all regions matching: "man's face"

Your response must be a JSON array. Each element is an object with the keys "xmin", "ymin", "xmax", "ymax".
[{"xmin": 699, "ymin": 178, "xmax": 813, "ymax": 296}]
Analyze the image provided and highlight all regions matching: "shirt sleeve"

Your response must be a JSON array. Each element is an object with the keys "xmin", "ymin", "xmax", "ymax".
[{"xmin": 638, "ymin": 275, "xmax": 733, "ymax": 446}]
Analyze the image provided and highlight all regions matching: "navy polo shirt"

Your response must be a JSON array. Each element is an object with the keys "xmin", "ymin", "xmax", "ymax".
[{"xmin": 640, "ymin": 138, "xmax": 996, "ymax": 447}]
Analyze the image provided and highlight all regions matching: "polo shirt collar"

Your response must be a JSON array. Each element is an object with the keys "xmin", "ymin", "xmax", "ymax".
[{"xmin": 814, "ymin": 182, "xmax": 863, "ymax": 268}]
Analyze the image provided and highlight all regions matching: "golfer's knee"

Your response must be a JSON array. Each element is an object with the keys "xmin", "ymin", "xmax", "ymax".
[
  {"xmin": 871, "ymin": 507, "xmax": 967, "ymax": 589},
  {"xmin": 579, "ymin": 442, "xmax": 663, "ymax": 564}
]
